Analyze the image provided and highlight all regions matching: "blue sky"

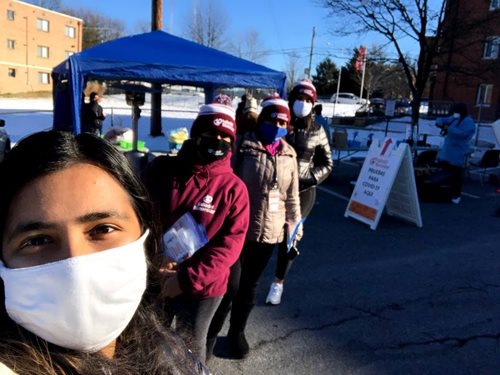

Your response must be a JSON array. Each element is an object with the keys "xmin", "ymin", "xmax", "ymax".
[{"xmin": 61, "ymin": 0, "xmax": 419, "ymax": 74}]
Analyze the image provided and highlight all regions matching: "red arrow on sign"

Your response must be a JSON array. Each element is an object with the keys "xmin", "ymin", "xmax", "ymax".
[{"xmin": 380, "ymin": 138, "xmax": 393, "ymax": 156}]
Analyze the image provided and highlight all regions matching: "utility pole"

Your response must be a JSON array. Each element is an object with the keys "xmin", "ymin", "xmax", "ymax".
[
  {"xmin": 150, "ymin": 0, "xmax": 163, "ymax": 136},
  {"xmin": 307, "ymin": 26, "xmax": 315, "ymax": 78}
]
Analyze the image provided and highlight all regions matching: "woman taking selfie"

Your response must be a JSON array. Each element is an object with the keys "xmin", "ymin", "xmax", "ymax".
[{"xmin": 0, "ymin": 131, "xmax": 206, "ymax": 374}]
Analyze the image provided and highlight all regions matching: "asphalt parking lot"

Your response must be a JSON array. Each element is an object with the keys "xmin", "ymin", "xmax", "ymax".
[{"xmin": 208, "ymin": 162, "xmax": 500, "ymax": 375}]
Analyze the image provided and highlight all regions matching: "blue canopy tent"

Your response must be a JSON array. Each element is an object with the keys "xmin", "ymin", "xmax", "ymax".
[{"xmin": 52, "ymin": 30, "xmax": 287, "ymax": 133}]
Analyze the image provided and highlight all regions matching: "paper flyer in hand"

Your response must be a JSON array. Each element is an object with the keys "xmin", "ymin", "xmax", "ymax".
[
  {"xmin": 286, "ymin": 217, "xmax": 306, "ymax": 252},
  {"xmin": 162, "ymin": 212, "xmax": 208, "ymax": 263}
]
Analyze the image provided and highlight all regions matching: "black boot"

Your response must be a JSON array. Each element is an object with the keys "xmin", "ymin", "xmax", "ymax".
[{"xmin": 227, "ymin": 329, "xmax": 249, "ymax": 359}]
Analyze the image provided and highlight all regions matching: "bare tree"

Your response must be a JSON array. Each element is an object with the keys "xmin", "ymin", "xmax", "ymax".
[
  {"xmin": 23, "ymin": 0, "xmax": 62, "ymax": 11},
  {"xmin": 286, "ymin": 53, "xmax": 301, "ymax": 92},
  {"xmin": 228, "ymin": 30, "xmax": 267, "ymax": 64},
  {"xmin": 320, "ymin": 0, "xmax": 447, "ymax": 140},
  {"xmin": 133, "ymin": 20, "xmax": 151, "ymax": 34},
  {"xmin": 63, "ymin": 8, "xmax": 126, "ymax": 49},
  {"xmin": 347, "ymin": 46, "xmax": 411, "ymax": 99},
  {"xmin": 186, "ymin": 0, "xmax": 228, "ymax": 49}
]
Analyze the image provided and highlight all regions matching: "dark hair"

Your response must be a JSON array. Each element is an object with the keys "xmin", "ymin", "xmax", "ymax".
[
  {"xmin": 314, "ymin": 104, "xmax": 323, "ymax": 115},
  {"xmin": 89, "ymin": 92, "xmax": 98, "ymax": 101},
  {"xmin": 0, "ymin": 131, "xmax": 204, "ymax": 374},
  {"xmin": 453, "ymin": 102, "xmax": 468, "ymax": 118},
  {"xmin": 0, "ymin": 130, "xmax": 157, "ymax": 255}
]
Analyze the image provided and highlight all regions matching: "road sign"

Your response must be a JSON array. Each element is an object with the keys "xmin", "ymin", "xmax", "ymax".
[{"xmin": 345, "ymin": 138, "xmax": 423, "ymax": 230}]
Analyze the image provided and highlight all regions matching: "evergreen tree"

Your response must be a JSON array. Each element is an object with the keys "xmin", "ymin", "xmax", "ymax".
[{"xmin": 312, "ymin": 58, "xmax": 338, "ymax": 96}]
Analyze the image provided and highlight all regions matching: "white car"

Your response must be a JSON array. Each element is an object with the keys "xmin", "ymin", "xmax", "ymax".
[{"xmin": 331, "ymin": 92, "xmax": 369, "ymax": 105}]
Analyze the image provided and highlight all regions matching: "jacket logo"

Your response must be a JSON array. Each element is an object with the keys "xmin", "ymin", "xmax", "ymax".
[{"xmin": 193, "ymin": 195, "xmax": 215, "ymax": 214}]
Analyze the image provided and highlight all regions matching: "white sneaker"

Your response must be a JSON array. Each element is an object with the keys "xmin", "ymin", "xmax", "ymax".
[
  {"xmin": 266, "ymin": 282, "xmax": 284, "ymax": 305},
  {"xmin": 451, "ymin": 196, "xmax": 461, "ymax": 204}
]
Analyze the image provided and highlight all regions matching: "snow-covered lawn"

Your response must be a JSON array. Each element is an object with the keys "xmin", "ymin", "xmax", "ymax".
[{"xmin": 1, "ymin": 93, "xmax": 498, "ymax": 156}]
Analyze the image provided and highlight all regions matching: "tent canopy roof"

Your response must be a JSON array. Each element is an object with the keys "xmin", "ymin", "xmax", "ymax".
[{"xmin": 52, "ymin": 30, "xmax": 287, "ymax": 132}]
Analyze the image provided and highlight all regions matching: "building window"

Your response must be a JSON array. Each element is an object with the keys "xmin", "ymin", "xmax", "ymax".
[
  {"xmin": 476, "ymin": 84, "xmax": 493, "ymax": 106},
  {"xmin": 37, "ymin": 45, "xmax": 49, "ymax": 58},
  {"xmin": 7, "ymin": 9, "xmax": 15, "ymax": 21},
  {"xmin": 483, "ymin": 37, "xmax": 499, "ymax": 59},
  {"xmin": 8, "ymin": 68, "xmax": 16, "ymax": 78},
  {"xmin": 65, "ymin": 26, "xmax": 76, "ymax": 38},
  {"xmin": 39, "ymin": 72, "xmax": 50, "ymax": 84},
  {"xmin": 7, "ymin": 39, "xmax": 15, "ymax": 49},
  {"xmin": 490, "ymin": 0, "xmax": 500, "ymax": 10},
  {"xmin": 37, "ymin": 18, "xmax": 50, "ymax": 32},
  {"xmin": 64, "ymin": 51, "xmax": 74, "ymax": 58}
]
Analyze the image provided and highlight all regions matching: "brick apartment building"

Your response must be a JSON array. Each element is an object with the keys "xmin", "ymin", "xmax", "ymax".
[
  {"xmin": 432, "ymin": 0, "xmax": 500, "ymax": 121},
  {"xmin": 0, "ymin": 0, "xmax": 82, "ymax": 94}
]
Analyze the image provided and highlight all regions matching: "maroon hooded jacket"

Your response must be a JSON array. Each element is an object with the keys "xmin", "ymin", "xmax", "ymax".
[{"xmin": 143, "ymin": 140, "xmax": 250, "ymax": 299}]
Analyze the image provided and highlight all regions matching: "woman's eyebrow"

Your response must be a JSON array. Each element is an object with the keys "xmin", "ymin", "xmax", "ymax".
[
  {"xmin": 77, "ymin": 211, "xmax": 130, "ymax": 223},
  {"xmin": 6, "ymin": 221, "xmax": 56, "ymax": 242},
  {"xmin": 5, "ymin": 211, "xmax": 131, "ymax": 243}
]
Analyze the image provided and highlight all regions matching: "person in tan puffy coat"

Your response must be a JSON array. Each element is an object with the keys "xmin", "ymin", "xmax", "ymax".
[{"xmin": 211, "ymin": 94, "xmax": 301, "ymax": 360}]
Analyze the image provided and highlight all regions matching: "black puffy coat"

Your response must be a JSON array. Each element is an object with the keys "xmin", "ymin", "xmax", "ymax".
[{"xmin": 285, "ymin": 122, "xmax": 333, "ymax": 192}]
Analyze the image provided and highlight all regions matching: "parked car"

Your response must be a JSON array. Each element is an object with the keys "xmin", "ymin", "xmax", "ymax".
[
  {"xmin": 369, "ymin": 97, "xmax": 385, "ymax": 116},
  {"xmin": 331, "ymin": 92, "xmax": 369, "ymax": 105},
  {"xmin": 395, "ymin": 99, "xmax": 411, "ymax": 115}
]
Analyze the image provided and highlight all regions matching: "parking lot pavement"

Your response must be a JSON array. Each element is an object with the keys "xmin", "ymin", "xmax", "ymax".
[{"xmin": 207, "ymin": 165, "xmax": 500, "ymax": 375}]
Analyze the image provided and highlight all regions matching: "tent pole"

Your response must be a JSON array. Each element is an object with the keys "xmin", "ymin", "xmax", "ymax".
[{"xmin": 150, "ymin": 0, "xmax": 163, "ymax": 136}]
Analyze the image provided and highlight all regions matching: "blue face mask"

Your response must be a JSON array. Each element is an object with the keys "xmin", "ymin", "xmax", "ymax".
[{"xmin": 260, "ymin": 122, "xmax": 288, "ymax": 145}]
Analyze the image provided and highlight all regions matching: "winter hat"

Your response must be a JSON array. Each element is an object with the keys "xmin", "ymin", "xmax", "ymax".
[
  {"xmin": 190, "ymin": 103, "xmax": 237, "ymax": 141},
  {"xmin": 213, "ymin": 94, "xmax": 233, "ymax": 107},
  {"xmin": 259, "ymin": 94, "xmax": 290, "ymax": 124},
  {"xmin": 291, "ymin": 78, "xmax": 317, "ymax": 102}
]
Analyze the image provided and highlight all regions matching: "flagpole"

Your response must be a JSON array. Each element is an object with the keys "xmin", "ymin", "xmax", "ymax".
[
  {"xmin": 333, "ymin": 67, "xmax": 341, "ymax": 116},
  {"xmin": 359, "ymin": 47, "xmax": 367, "ymax": 104}
]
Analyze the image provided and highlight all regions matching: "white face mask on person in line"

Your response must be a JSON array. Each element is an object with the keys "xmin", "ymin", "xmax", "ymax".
[
  {"xmin": 453, "ymin": 113, "xmax": 460, "ymax": 119},
  {"xmin": 0, "ymin": 230, "xmax": 149, "ymax": 352},
  {"xmin": 293, "ymin": 100, "xmax": 313, "ymax": 119}
]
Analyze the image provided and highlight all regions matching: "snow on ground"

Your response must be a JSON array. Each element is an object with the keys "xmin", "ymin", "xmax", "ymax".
[{"xmin": 0, "ymin": 93, "xmax": 498, "ymax": 158}]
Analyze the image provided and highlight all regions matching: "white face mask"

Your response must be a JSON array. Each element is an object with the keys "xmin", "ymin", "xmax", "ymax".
[
  {"xmin": 453, "ymin": 113, "xmax": 460, "ymax": 119},
  {"xmin": 293, "ymin": 100, "xmax": 313, "ymax": 118},
  {"xmin": 0, "ymin": 230, "xmax": 149, "ymax": 352}
]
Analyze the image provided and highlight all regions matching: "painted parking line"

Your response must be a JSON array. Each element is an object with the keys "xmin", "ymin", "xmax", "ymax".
[
  {"xmin": 461, "ymin": 192, "xmax": 480, "ymax": 199},
  {"xmin": 317, "ymin": 185, "xmax": 350, "ymax": 202}
]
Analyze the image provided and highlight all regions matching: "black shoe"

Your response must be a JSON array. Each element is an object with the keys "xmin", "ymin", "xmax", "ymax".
[
  {"xmin": 227, "ymin": 331, "xmax": 249, "ymax": 359},
  {"xmin": 206, "ymin": 337, "xmax": 217, "ymax": 361}
]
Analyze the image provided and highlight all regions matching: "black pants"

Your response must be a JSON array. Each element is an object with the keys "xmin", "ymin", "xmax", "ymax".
[
  {"xmin": 207, "ymin": 259, "xmax": 241, "ymax": 340},
  {"xmin": 274, "ymin": 187, "xmax": 316, "ymax": 280},
  {"xmin": 166, "ymin": 295, "xmax": 222, "ymax": 363},
  {"xmin": 438, "ymin": 161, "xmax": 464, "ymax": 199},
  {"xmin": 229, "ymin": 241, "xmax": 284, "ymax": 333}
]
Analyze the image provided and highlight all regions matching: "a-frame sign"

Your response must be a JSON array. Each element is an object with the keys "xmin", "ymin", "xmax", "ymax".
[{"xmin": 345, "ymin": 138, "xmax": 423, "ymax": 230}]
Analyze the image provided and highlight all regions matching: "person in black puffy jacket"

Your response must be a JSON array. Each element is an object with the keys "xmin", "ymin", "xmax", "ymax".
[{"xmin": 265, "ymin": 78, "xmax": 333, "ymax": 306}]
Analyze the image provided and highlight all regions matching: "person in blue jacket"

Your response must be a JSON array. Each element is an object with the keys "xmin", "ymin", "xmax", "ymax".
[{"xmin": 435, "ymin": 102, "xmax": 476, "ymax": 204}]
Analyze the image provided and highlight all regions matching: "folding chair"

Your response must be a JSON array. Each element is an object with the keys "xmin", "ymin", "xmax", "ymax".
[
  {"xmin": 468, "ymin": 149, "xmax": 500, "ymax": 184},
  {"xmin": 414, "ymin": 149, "xmax": 438, "ymax": 168}
]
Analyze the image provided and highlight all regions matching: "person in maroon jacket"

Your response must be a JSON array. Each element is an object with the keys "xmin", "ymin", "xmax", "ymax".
[{"xmin": 143, "ymin": 101, "xmax": 250, "ymax": 364}]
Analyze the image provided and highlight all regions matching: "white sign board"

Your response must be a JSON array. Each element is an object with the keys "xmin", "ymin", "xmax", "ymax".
[
  {"xmin": 492, "ymin": 120, "xmax": 500, "ymax": 146},
  {"xmin": 345, "ymin": 138, "xmax": 423, "ymax": 230},
  {"xmin": 385, "ymin": 99, "xmax": 395, "ymax": 117}
]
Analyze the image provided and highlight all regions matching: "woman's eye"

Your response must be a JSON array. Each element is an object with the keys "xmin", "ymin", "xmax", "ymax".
[
  {"xmin": 89, "ymin": 225, "xmax": 116, "ymax": 237},
  {"xmin": 20, "ymin": 236, "xmax": 52, "ymax": 249}
]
